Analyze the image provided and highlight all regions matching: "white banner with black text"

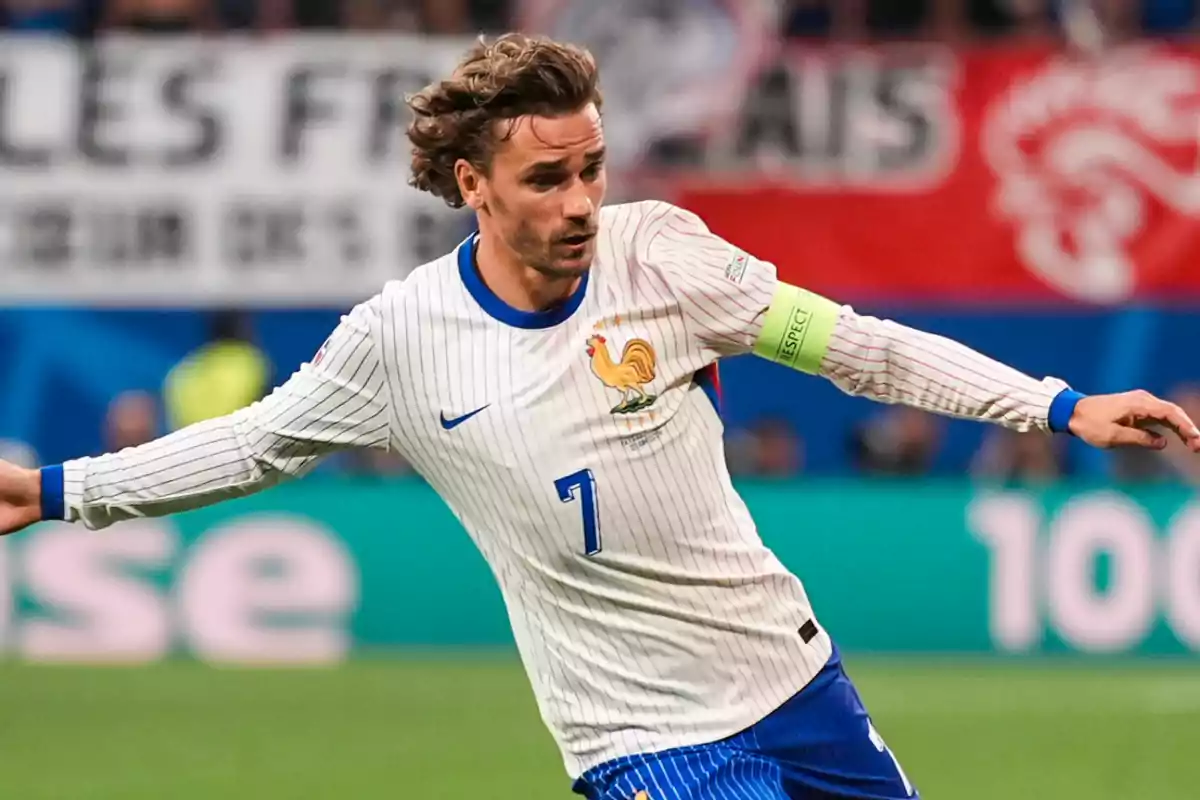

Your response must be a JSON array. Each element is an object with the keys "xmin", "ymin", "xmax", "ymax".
[{"xmin": 0, "ymin": 35, "xmax": 476, "ymax": 307}]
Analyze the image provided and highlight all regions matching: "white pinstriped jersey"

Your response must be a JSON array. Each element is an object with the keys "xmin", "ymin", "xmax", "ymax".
[{"xmin": 60, "ymin": 201, "xmax": 1069, "ymax": 777}]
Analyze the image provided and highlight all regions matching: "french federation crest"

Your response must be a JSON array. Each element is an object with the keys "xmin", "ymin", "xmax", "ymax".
[{"xmin": 585, "ymin": 333, "xmax": 659, "ymax": 415}]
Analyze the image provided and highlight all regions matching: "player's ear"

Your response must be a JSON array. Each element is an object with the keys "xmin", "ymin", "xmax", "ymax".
[{"xmin": 455, "ymin": 159, "xmax": 487, "ymax": 214}]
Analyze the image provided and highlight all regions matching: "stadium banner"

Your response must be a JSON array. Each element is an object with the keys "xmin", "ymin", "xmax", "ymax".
[
  {"xmin": 2, "ymin": 479, "xmax": 1199, "ymax": 664},
  {"xmin": 664, "ymin": 41, "xmax": 1200, "ymax": 305},
  {"xmin": 0, "ymin": 35, "xmax": 476, "ymax": 307},
  {"xmin": 6, "ymin": 31, "xmax": 1200, "ymax": 307}
]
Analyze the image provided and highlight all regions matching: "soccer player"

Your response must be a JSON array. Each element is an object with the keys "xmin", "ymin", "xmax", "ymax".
[{"xmin": 1, "ymin": 34, "xmax": 1197, "ymax": 800}]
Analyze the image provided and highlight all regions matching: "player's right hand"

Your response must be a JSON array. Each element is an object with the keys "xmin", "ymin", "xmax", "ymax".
[{"xmin": 0, "ymin": 460, "xmax": 43, "ymax": 536}]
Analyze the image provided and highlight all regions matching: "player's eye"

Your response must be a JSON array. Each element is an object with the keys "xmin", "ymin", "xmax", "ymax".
[
  {"xmin": 527, "ymin": 172, "xmax": 564, "ymax": 190},
  {"xmin": 581, "ymin": 162, "xmax": 604, "ymax": 182}
]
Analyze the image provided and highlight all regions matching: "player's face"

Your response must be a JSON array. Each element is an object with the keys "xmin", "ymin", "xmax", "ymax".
[{"xmin": 482, "ymin": 104, "xmax": 607, "ymax": 279}]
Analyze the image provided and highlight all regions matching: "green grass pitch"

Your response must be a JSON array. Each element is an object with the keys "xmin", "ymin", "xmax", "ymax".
[{"xmin": 0, "ymin": 656, "xmax": 1197, "ymax": 798}]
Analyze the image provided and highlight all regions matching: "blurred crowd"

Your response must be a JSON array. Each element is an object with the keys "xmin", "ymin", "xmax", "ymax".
[
  {"xmin": 0, "ymin": 0, "xmax": 512, "ymax": 34},
  {"xmin": 782, "ymin": 0, "xmax": 1199, "ymax": 39},
  {"xmin": 726, "ymin": 388, "xmax": 1200, "ymax": 484},
  {"xmin": 1, "ymin": 0, "xmax": 1197, "ymax": 39}
]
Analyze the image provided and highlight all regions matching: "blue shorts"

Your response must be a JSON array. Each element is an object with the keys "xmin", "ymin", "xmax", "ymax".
[{"xmin": 572, "ymin": 647, "xmax": 917, "ymax": 800}]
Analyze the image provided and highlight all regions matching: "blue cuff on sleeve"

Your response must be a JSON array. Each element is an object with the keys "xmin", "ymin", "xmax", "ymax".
[
  {"xmin": 1048, "ymin": 389, "xmax": 1087, "ymax": 435},
  {"xmin": 39, "ymin": 465, "xmax": 65, "ymax": 521}
]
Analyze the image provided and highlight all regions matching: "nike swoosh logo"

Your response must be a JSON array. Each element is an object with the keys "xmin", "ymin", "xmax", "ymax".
[{"xmin": 440, "ymin": 405, "xmax": 490, "ymax": 430}]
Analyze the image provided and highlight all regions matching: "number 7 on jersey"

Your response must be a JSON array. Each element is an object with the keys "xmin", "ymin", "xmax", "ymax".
[{"xmin": 554, "ymin": 469, "xmax": 602, "ymax": 556}]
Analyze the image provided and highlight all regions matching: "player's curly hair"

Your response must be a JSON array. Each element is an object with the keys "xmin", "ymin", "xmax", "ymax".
[{"xmin": 407, "ymin": 34, "xmax": 603, "ymax": 209}]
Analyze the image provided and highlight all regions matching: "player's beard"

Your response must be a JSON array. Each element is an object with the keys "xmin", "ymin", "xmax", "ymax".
[{"xmin": 510, "ymin": 218, "xmax": 596, "ymax": 280}]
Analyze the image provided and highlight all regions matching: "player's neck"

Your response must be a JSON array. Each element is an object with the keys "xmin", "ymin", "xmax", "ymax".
[{"xmin": 474, "ymin": 232, "xmax": 580, "ymax": 313}]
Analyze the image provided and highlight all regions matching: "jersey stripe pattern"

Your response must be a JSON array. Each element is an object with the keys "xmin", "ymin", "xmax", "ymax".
[{"xmin": 59, "ymin": 201, "xmax": 1068, "ymax": 778}]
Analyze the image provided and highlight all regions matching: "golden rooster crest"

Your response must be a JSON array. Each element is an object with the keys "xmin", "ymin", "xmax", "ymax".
[{"xmin": 585, "ymin": 334, "xmax": 659, "ymax": 414}]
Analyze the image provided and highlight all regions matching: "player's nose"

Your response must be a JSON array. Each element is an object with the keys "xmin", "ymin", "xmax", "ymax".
[{"xmin": 562, "ymin": 188, "xmax": 595, "ymax": 220}]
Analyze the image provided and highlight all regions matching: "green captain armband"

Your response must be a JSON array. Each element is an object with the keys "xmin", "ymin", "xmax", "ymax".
[{"xmin": 752, "ymin": 283, "xmax": 840, "ymax": 374}]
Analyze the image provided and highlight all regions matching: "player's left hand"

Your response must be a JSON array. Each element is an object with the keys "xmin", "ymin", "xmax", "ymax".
[
  {"xmin": 1070, "ymin": 391, "xmax": 1200, "ymax": 452},
  {"xmin": 0, "ymin": 459, "xmax": 42, "ymax": 536}
]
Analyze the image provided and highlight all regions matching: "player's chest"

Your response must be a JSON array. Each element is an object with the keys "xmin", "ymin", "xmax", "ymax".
[{"xmin": 391, "ymin": 309, "xmax": 693, "ymax": 466}]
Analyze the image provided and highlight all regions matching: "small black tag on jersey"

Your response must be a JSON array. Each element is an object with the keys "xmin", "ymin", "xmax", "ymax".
[{"xmin": 798, "ymin": 620, "xmax": 819, "ymax": 643}]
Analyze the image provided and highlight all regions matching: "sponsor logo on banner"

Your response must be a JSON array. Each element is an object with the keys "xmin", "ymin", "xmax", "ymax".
[
  {"xmin": 0, "ymin": 36, "xmax": 476, "ymax": 306},
  {"xmin": 983, "ymin": 45, "xmax": 1200, "ymax": 303},
  {"xmin": 0, "ymin": 517, "xmax": 358, "ymax": 664}
]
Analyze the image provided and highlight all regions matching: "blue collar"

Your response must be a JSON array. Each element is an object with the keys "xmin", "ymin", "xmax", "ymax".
[{"xmin": 456, "ymin": 235, "xmax": 589, "ymax": 330}]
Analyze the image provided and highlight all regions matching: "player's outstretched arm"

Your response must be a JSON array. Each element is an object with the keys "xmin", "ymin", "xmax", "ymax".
[
  {"xmin": 0, "ymin": 298, "xmax": 392, "ymax": 537},
  {"xmin": 752, "ymin": 283, "xmax": 1200, "ymax": 452},
  {"xmin": 634, "ymin": 202, "xmax": 1199, "ymax": 453}
]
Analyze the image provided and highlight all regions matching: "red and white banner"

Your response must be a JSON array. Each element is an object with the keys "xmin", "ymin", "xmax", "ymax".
[{"xmin": 662, "ymin": 42, "xmax": 1200, "ymax": 305}]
